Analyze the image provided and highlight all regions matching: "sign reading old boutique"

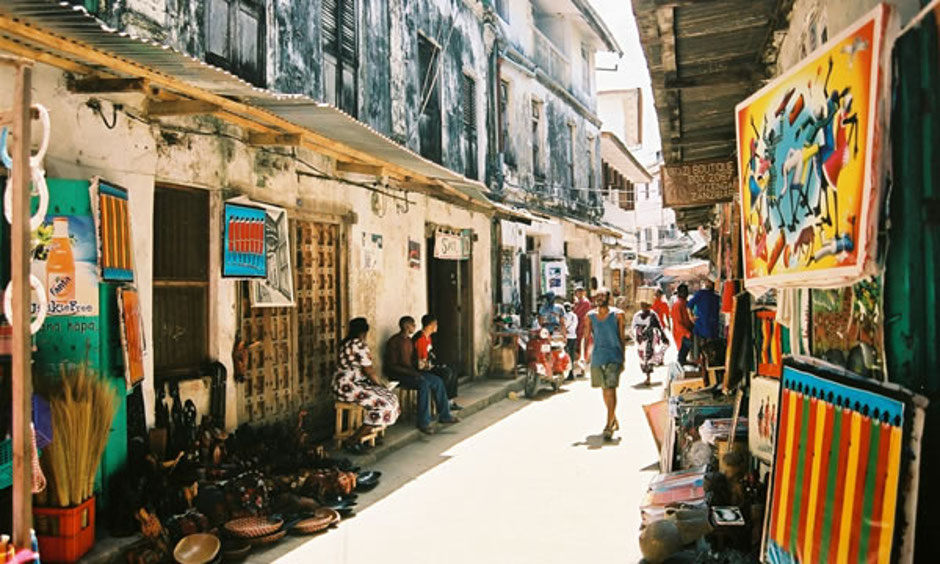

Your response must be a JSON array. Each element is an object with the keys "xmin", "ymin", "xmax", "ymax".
[{"xmin": 661, "ymin": 158, "xmax": 736, "ymax": 207}]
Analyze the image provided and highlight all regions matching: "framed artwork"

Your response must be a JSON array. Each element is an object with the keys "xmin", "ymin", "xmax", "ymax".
[
  {"xmin": 749, "ymin": 376, "xmax": 781, "ymax": 464},
  {"xmin": 250, "ymin": 203, "xmax": 294, "ymax": 307},
  {"xmin": 222, "ymin": 201, "xmax": 267, "ymax": 278},
  {"xmin": 117, "ymin": 287, "xmax": 146, "ymax": 388},
  {"xmin": 90, "ymin": 177, "xmax": 134, "ymax": 282},
  {"xmin": 756, "ymin": 309, "xmax": 784, "ymax": 377},
  {"xmin": 763, "ymin": 359, "xmax": 916, "ymax": 563},
  {"xmin": 736, "ymin": 5, "xmax": 891, "ymax": 289}
]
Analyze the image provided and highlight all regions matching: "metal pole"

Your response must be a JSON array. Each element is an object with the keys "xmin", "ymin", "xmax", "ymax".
[{"xmin": 10, "ymin": 62, "xmax": 33, "ymax": 549}]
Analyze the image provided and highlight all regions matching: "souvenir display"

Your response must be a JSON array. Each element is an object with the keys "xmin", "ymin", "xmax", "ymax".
[
  {"xmin": 736, "ymin": 5, "xmax": 891, "ymax": 289},
  {"xmin": 764, "ymin": 361, "xmax": 913, "ymax": 563},
  {"xmin": 90, "ymin": 177, "xmax": 135, "ymax": 282}
]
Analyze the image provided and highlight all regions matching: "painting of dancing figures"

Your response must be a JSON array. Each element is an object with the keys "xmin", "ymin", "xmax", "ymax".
[{"xmin": 735, "ymin": 5, "xmax": 891, "ymax": 288}]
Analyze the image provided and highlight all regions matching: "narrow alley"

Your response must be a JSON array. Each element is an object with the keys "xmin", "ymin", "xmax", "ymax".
[{"xmin": 255, "ymin": 347, "xmax": 664, "ymax": 564}]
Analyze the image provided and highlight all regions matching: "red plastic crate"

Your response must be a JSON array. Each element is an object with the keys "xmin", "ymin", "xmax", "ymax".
[{"xmin": 34, "ymin": 497, "xmax": 96, "ymax": 563}]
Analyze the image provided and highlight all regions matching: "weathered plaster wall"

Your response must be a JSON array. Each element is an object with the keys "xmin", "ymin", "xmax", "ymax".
[
  {"xmin": 562, "ymin": 222, "xmax": 603, "ymax": 283},
  {"xmin": 3, "ymin": 62, "xmax": 494, "ymax": 431},
  {"xmin": 500, "ymin": 61, "xmax": 601, "ymax": 200},
  {"xmin": 775, "ymin": 0, "xmax": 923, "ymax": 74}
]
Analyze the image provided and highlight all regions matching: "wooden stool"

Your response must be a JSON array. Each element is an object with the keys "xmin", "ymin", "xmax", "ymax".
[
  {"xmin": 334, "ymin": 402, "xmax": 383, "ymax": 448},
  {"xmin": 395, "ymin": 387, "xmax": 435, "ymax": 420}
]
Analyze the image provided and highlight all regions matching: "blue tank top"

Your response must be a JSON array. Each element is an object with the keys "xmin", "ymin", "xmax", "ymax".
[{"xmin": 590, "ymin": 309, "xmax": 623, "ymax": 366}]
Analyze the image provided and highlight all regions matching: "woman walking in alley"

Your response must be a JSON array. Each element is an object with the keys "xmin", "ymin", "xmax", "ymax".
[
  {"xmin": 582, "ymin": 287, "xmax": 626, "ymax": 440},
  {"xmin": 333, "ymin": 317, "xmax": 400, "ymax": 452}
]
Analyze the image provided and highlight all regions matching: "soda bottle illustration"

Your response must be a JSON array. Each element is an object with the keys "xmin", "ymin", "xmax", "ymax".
[{"xmin": 46, "ymin": 217, "xmax": 76, "ymax": 306}]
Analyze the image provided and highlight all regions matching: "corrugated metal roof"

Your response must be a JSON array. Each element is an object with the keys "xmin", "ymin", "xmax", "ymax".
[{"xmin": 631, "ymin": 0, "xmax": 792, "ymax": 166}]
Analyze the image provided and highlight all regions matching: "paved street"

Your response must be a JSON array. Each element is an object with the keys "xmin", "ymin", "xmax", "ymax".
[{"xmin": 256, "ymin": 346, "xmax": 667, "ymax": 564}]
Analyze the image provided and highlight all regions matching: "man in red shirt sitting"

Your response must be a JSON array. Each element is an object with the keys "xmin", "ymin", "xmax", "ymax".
[
  {"xmin": 414, "ymin": 314, "xmax": 463, "ymax": 411},
  {"xmin": 385, "ymin": 316, "xmax": 458, "ymax": 434},
  {"xmin": 670, "ymin": 284, "xmax": 694, "ymax": 365}
]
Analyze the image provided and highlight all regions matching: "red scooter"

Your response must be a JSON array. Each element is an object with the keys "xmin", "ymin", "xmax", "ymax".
[{"xmin": 523, "ymin": 327, "xmax": 572, "ymax": 398}]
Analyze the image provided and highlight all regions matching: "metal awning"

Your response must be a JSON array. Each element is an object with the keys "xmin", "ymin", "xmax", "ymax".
[
  {"xmin": 0, "ymin": 1, "xmax": 493, "ymax": 208},
  {"xmin": 600, "ymin": 131, "xmax": 652, "ymax": 184},
  {"xmin": 632, "ymin": 0, "xmax": 791, "ymax": 165}
]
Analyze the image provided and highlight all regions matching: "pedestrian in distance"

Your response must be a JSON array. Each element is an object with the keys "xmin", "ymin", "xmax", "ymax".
[
  {"xmin": 651, "ymin": 288, "xmax": 672, "ymax": 333},
  {"xmin": 562, "ymin": 302, "xmax": 579, "ymax": 380},
  {"xmin": 572, "ymin": 284, "xmax": 592, "ymax": 374},
  {"xmin": 670, "ymin": 283, "xmax": 695, "ymax": 366},
  {"xmin": 581, "ymin": 287, "xmax": 626, "ymax": 440},
  {"xmin": 688, "ymin": 278, "xmax": 721, "ymax": 362},
  {"xmin": 632, "ymin": 301, "xmax": 667, "ymax": 386}
]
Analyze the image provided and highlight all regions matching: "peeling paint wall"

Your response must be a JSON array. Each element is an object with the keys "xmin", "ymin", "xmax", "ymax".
[{"xmin": 2, "ymin": 62, "xmax": 494, "ymax": 431}]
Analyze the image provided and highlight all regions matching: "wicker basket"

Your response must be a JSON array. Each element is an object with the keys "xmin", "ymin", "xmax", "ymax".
[
  {"xmin": 223, "ymin": 516, "xmax": 283, "ymax": 539},
  {"xmin": 246, "ymin": 529, "xmax": 287, "ymax": 546},
  {"xmin": 291, "ymin": 508, "xmax": 340, "ymax": 535}
]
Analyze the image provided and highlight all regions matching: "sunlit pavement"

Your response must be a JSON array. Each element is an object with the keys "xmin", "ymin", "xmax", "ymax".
[{"xmin": 258, "ymin": 346, "xmax": 668, "ymax": 564}]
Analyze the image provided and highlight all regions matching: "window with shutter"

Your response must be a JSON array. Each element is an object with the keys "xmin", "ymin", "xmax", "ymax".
[
  {"xmin": 205, "ymin": 0, "xmax": 265, "ymax": 86},
  {"xmin": 323, "ymin": 0, "xmax": 358, "ymax": 117},
  {"xmin": 418, "ymin": 34, "xmax": 442, "ymax": 163},
  {"xmin": 531, "ymin": 100, "xmax": 543, "ymax": 182},
  {"xmin": 498, "ymin": 80, "xmax": 509, "ymax": 153},
  {"xmin": 153, "ymin": 186, "xmax": 210, "ymax": 376},
  {"xmin": 462, "ymin": 75, "xmax": 478, "ymax": 179}
]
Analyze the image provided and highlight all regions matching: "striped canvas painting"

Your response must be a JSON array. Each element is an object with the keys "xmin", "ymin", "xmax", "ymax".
[
  {"xmin": 95, "ymin": 181, "xmax": 134, "ymax": 281},
  {"xmin": 765, "ymin": 364, "xmax": 905, "ymax": 564}
]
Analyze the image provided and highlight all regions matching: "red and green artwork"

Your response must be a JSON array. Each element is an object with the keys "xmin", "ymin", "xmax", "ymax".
[{"xmin": 765, "ymin": 363, "xmax": 906, "ymax": 564}]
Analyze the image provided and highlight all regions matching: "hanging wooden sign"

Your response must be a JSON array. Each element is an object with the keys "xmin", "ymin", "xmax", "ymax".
[{"xmin": 661, "ymin": 158, "xmax": 737, "ymax": 207}]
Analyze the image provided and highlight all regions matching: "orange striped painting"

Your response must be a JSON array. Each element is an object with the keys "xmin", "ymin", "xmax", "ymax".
[
  {"xmin": 765, "ymin": 364, "xmax": 907, "ymax": 564},
  {"xmin": 93, "ymin": 179, "xmax": 134, "ymax": 282},
  {"xmin": 117, "ymin": 287, "xmax": 145, "ymax": 388}
]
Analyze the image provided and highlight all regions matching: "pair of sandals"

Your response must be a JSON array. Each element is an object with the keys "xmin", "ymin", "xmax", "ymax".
[
  {"xmin": 418, "ymin": 415, "xmax": 461, "ymax": 435},
  {"xmin": 602, "ymin": 418, "xmax": 620, "ymax": 440}
]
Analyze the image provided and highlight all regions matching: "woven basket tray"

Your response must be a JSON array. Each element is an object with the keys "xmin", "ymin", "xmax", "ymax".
[
  {"xmin": 224, "ymin": 516, "xmax": 283, "ymax": 539},
  {"xmin": 292, "ymin": 508, "xmax": 340, "ymax": 535},
  {"xmin": 247, "ymin": 529, "xmax": 287, "ymax": 546}
]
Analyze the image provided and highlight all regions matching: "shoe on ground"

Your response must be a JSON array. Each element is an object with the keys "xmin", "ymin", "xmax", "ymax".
[
  {"xmin": 439, "ymin": 416, "xmax": 460, "ymax": 425},
  {"xmin": 450, "ymin": 402, "xmax": 463, "ymax": 411},
  {"xmin": 417, "ymin": 425, "xmax": 436, "ymax": 435},
  {"xmin": 565, "ymin": 375, "xmax": 575, "ymax": 381},
  {"xmin": 344, "ymin": 442, "xmax": 370, "ymax": 455}
]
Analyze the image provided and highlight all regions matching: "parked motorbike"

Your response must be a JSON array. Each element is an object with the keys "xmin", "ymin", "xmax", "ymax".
[{"xmin": 523, "ymin": 327, "xmax": 571, "ymax": 398}]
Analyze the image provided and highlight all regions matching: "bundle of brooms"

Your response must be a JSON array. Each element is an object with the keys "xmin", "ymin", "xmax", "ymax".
[{"xmin": 35, "ymin": 362, "xmax": 118, "ymax": 508}]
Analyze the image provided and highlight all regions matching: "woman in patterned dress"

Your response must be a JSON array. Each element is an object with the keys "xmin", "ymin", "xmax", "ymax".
[{"xmin": 333, "ymin": 317, "xmax": 400, "ymax": 450}]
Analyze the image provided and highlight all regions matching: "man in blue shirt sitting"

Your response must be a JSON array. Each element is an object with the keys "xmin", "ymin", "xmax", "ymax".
[{"xmin": 687, "ymin": 278, "xmax": 720, "ymax": 363}]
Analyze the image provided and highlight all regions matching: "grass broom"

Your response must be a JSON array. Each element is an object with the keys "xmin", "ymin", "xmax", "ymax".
[{"xmin": 37, "ymin": 362, "xmax": 117, "ymax": 508}]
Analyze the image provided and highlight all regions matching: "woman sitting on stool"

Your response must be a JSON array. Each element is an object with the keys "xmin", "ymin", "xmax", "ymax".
[{"xmin": 332, "ymin": 317, "xmax": 401, "ymax": 452}]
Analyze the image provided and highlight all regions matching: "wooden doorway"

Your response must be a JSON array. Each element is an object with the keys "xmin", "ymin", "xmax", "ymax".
[{"xmin": 426, "ymin": 237, "xmax": 474, "ymax": 379}]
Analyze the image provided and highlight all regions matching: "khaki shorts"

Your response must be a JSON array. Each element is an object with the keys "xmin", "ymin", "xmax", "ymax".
[{"xmin": 591, "ymin": 363, "xmax": 623, "ymax": 389}]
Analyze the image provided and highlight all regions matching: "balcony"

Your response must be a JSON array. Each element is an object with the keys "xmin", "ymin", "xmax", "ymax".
[{"xmin": 532, "ymin": 26, "xmax": 571, "ymax": 93}]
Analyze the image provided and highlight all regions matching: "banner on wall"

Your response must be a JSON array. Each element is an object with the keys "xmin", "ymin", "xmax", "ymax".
[
  {"xmin": 541, "ymin": 259, "xmax": 567, "ymax": 296},
  {"xmin": 736, "ymin": 4, "xmax": 891, "ymax": 289},
  {"xmin": 408, "ymin": 239, "xmax": 421, "ymax": 270}
]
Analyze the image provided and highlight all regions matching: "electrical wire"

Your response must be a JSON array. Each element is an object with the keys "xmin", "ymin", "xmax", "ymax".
[{"xmin": 107, "ymin": 102, "xmax": 416, "ymax": 205}]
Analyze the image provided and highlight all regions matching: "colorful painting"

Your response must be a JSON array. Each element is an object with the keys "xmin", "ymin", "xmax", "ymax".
[
  {"xmin": 764, "ymin": 361, "xmax": 909, "ymax": 564},
  {"xmin": 250, "ymin": 203, "xmax": 294, "ymax": 307},
  {"xmin": 223, "ymin": 202, "xmax": 266, "ymax": 278},
  {"xmin": 756, "ymin": 310, "xmax": 784, "ymax": 377},
  {"xmin": 749, "ymin": 376, "xmax": 780, "ymax": 464},
  {"xmin": 811, "ymin": 279, "xmax": 883, "ymax": 376},
  {"xmin": 117, "ymin": 287, "xmax": 146, "ymax": 388},
  {"xmin": 736, "ymin": 5, "xmax": 890, "ymax": 289},
  {"xmin": 90, "ymin": 178, "xmax": 134, "ymax": 282}
]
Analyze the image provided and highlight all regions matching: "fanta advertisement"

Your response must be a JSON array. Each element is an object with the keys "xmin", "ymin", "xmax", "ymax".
[{"xmin": 31, "ymin": 214, "xmax": 99, "ymax": 317}]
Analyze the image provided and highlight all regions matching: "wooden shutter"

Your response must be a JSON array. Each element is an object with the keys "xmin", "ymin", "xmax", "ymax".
[
  {"xmin": 323, "ymin": 0, "xmax": 338, "ymax": 55},
  {"xmin": 340, "ymin": 0, "xmax": 357, "ymax": 64}
]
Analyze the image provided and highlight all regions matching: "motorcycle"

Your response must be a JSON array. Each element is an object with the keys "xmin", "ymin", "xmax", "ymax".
[{"xmin": 523, "ymin": 326, "xmax": 572, "ymax": 398}]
